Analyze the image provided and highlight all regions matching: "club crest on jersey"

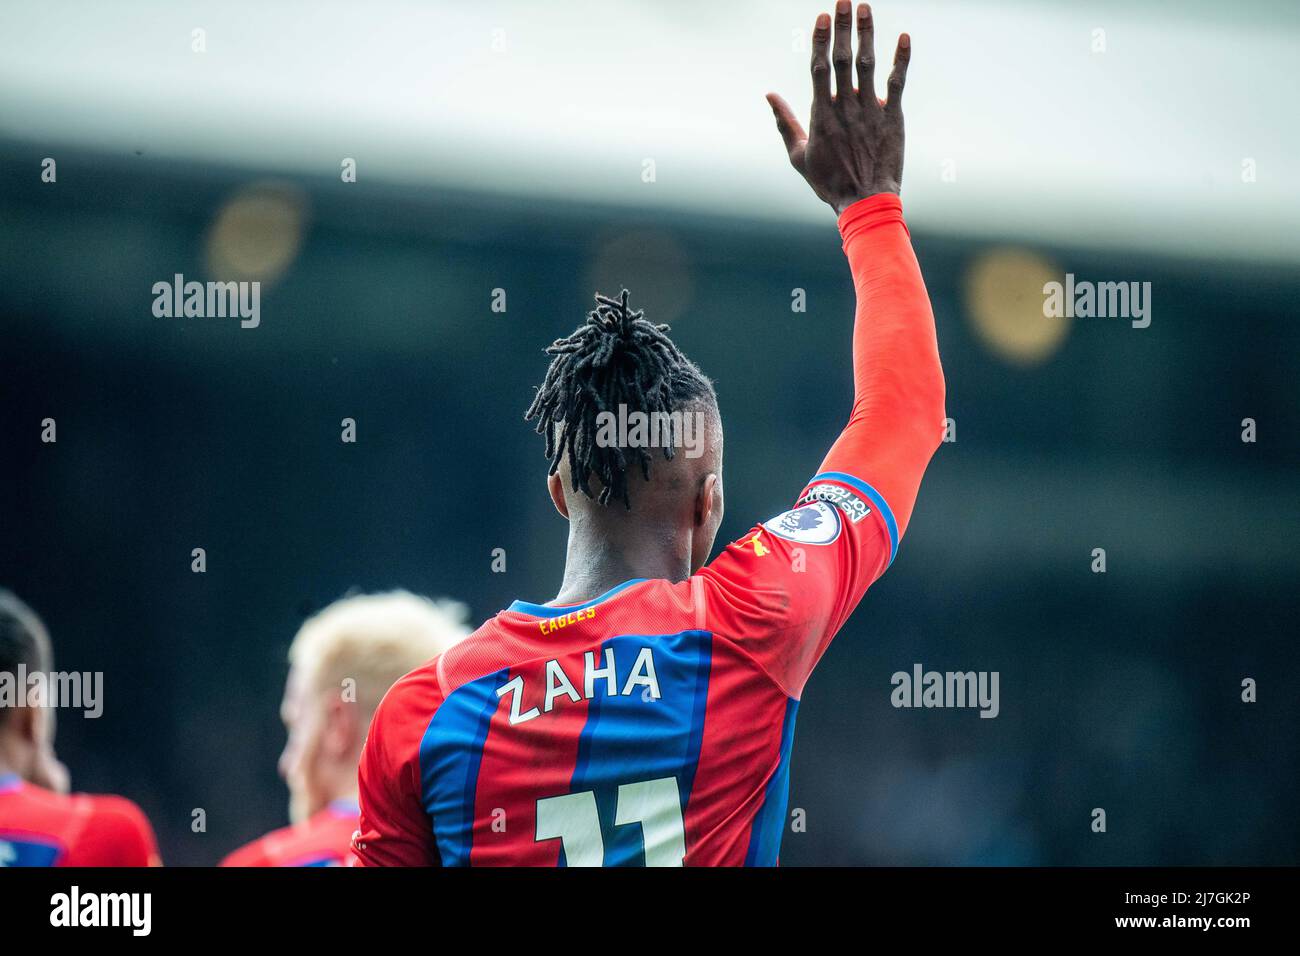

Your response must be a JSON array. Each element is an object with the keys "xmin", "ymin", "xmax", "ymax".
[
  {"xmin": 798, "ymin": 482, "xmax": 872, "ymax": 523},
  {"xmin": 762, "ymin": 501, "xmax": 841, "ymax": 545}
]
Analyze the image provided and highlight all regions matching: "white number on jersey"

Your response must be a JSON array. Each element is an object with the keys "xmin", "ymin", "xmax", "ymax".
[{"xmin": 535, "ymin": 776, "xmax": 686, "ymax": 866}]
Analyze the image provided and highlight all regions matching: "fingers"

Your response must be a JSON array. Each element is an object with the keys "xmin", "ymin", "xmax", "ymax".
[
  {"xmin": 812, "ymin": 6, "xmax": 905, "ymax": 115},
  {"xmin": 884, "ymin": 32, "xmax": 910, "ymax": 113},
  {"xmin": 766, "ymin": 92, "xmax": 808, "ymax": 156},
  {"xmin": 832, "ymin": 0, "xmax": 854, "ymax": 101},
  {"xmin": 855, "ymin": 4, "xmax": 877, "ymax": 108},
  {"xmin": 810, "ymin": 12, "xmax": 833, "ymax": 109}
]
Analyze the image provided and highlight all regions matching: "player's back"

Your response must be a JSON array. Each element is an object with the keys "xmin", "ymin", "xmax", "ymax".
[
  {"xmin": 358, "ymin": 475, "xmax": 901, "ymax": 867},
  {"xmin": 357, "ymin": 523, "xmax": 879, "ymax": 870},
  {"xmin": 0, "ymin": 773, "xmax": 159, "ymax": 867},
  {"xmin": 442, "ymin": 578, "xmax": 797, "ymax": 866}
]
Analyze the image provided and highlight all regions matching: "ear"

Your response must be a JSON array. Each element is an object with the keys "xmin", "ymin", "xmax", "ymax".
[
  {"xmin": 325, "ymin": 694, "xmax": 361, "ymax": 757},
  {"xmin": 11, "ymin": 704, "xmax": 41, "ymax": 747},
  {"xmin": 695, "ymin": 472, "xmax": 720, "ymax": 527},
  {"xmin": 547, "ymin": 472, "xmax": 570, "ymax": 519}
]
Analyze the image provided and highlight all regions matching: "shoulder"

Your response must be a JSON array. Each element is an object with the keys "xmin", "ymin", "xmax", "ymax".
[
  {"xmin": 81, "ymin": 793, "xmax": 151, "ymax": 829},
  {"xmin": 377, "ymin": 655, "xmax": 445, "ymax": 719},
  {"xmin": 221, "ymin": 814, "xmax": 353, "ymax": 867},
  {"xmin": 370, "ymin": 615, "xmax": 516, "ymax": 744},
  {"xmin": 72, "ymin": 793, "xmax": 159, "ymax": 866},
  {"xmin": 219, "ymin": 832, "xmax": 276, "ymax": 867}
]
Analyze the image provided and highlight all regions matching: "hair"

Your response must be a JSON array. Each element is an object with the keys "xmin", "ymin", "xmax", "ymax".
[
  {"xmin": 524, "ymin": 289, "xmax": 716, "ymax": 508},
  {"xmin": 0, "ymin": 590, "xmax": 52, "ymax": 726},
  {"xmin": 288, "ymin": 591, "xmax": 470, "ymax": 720}
]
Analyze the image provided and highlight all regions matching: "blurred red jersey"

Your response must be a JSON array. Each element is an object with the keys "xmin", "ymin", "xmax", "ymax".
[
  {"xmin": 0, "ymin": 772, "xmax": 160, "ymax": 867},
  {"xmin": 220, "ymin": 799, "xmax": 359, "ymax": 867}
]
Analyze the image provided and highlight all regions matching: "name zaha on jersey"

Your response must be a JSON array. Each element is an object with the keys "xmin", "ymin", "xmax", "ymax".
[{"xmin": 496, "ymin": 646, "xmax": 662, "ymax": 725}]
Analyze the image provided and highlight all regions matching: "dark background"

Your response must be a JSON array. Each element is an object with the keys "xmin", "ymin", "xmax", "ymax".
[{"xmin": 1, "ymin": 141, "xmax": 1296, "ymax": 866}]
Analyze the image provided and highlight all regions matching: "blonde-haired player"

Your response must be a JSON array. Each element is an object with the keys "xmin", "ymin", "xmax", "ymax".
[{"xmin": 221, "ymin": 591, "xmax": 469, "ymax": 866}]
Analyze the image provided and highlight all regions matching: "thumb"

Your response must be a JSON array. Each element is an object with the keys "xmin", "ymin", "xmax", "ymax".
[{"xmin": 766, "ymin": 92, "xmax": 807, "ymax": 155}]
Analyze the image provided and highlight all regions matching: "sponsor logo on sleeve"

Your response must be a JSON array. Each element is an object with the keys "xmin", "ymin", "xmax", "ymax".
[
  {"xmin": 798, "ymin": 482, "xmax": 872, "ymax": 523},
  {"xmin": 742, "ymin": 530, "xmax": 771, "ymax": 557},
  {"xmin": 762, "ymin": 501, "xmax": 842, "ymax": 545}
]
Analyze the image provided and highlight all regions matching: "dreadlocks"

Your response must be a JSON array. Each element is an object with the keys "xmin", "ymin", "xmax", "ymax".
[{"xmin": 525, "ymin": 289, "xmax": 715, "ymax": 509}]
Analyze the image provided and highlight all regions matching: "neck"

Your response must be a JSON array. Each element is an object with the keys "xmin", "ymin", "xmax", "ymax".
[
  {"xmin": 325, "ymin": 789, "xmax": 358, "ymax": 810},
  {"xmin": 551, "ymin": 516, "xmax": 692, "ymax": 606},
  {"xmin": 310, "ymin": 782, "xmax": 359, "ymax": 819},
  {"xmin": 0, "ymin": 741, "xmax": 24, "ymax": 782}
]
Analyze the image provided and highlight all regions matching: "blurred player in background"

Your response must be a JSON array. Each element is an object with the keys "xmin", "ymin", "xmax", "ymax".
[
  {"xmin": 221, "ymin": 591, "xmax": 469, "ymax": 866},
  {"xmin": 355, "ymin": 2, "xmax": 943, "ymax": 866},
  {"xmin": 0, "ymin": 590, "xmax": 160, "ymax": 866}
]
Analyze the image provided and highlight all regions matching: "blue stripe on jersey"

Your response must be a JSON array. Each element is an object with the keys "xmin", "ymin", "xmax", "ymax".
[
  {"xmin": 744, "ymin": 697, "xmax": 800, "ymax": 867},
  {"xmin": 418, "ymin": 667, "xmax": 508, "ymax": 867},
  {"xmin": 808, "ymin": 471, "xmax": 899, "ymax": 564},
  {"xmin": 0, "ymin": 834, "xmax": 62, "ymax": 866},
  {"xmin": 507, "ymin": 579, "xmax": 648, "ymax": 618},
  {"xmin": 566, "ymin": 630, "xmax": 712, "ymax": 867}
]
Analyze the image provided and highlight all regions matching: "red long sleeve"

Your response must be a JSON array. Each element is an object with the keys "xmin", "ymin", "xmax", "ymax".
[{"xmin": 819, "ymin": 192, "xmax": 946, "ymax": 540}]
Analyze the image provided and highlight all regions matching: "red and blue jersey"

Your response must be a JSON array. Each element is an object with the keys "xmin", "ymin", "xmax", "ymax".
[
  {"xmin": 355, "ymin": 473, "xmax": 896, "ymax": 867},
  {"xmin": 0, "ymin": 773, "xmax": 160, "ymax": 867},
  {"xmin": 220, "ymin": 799, "xmax": 359, "ymax": 867}
]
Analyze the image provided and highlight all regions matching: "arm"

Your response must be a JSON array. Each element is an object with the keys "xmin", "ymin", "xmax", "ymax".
[
  {"xmin": 695, "ymin": 4, "xmax": 943, "ymax": 697},
  {"xmin": 820, "ymin": 192, "xmax": 944, "ymax": 541},
  {"xmin": 769, "ymin": 1, "xmax": 944, "ymax": 542}
]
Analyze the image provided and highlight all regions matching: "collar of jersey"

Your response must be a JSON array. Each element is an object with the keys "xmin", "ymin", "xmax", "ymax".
[
  {"xmin": 326, "ymin": 798, "xmax": 360, "ymax": 818},
  {"xmin": 507, "ymin": 578, "xmax": 649, "ymax": 618},
  {"xmin": 0, "ymin": 772, "xmax": 21, "ymax": 793}
]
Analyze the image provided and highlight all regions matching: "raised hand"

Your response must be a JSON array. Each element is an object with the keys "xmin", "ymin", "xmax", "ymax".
[{"xmin": 767, "ymin": 2, "xmax": 910, "ymax": 214}]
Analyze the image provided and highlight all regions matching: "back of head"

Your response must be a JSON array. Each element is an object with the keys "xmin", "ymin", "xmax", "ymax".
[
  {"xmin": 525, "ymin": 289, "xmax": 721, "ymax": 512},
  {"xmin": 0, "ymin": 590, "xmax": 52, "ymax": 727},
  {"xmin": 289, "ymin": 591, "xmax": 471, "ymax": 721}
]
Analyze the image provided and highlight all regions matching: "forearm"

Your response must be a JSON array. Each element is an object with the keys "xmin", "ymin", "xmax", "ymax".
[{"xmin": 819, "ymin": 192, "xmax": 946, "ymax": 539}]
